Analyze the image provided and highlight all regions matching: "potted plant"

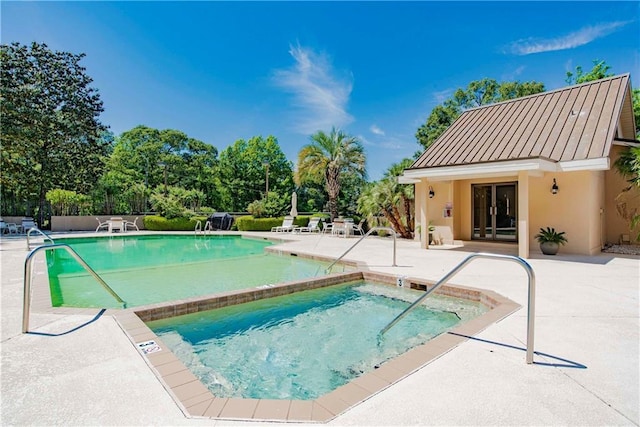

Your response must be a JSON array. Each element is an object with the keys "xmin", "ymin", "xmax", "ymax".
[
  {"xmin": 535, "ymin": 227, "xmax": 568, "ymax": 255},
  {"xmin": 428, "ymin": 222, "xmax": 436, "ymax": 244}
]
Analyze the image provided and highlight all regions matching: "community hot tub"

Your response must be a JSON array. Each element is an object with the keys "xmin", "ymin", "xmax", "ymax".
[{"xmin": 115, "ymin": 270, "xmax": 519, "ymax": 422}]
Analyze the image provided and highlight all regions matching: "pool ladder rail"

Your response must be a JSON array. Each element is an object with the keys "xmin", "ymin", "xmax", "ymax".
[
  {"xmin": 23, "ymin": 243, "xmax": 127, "ymax": 333},
  {"xmin": 26, "ymin": 227, "xmax": 55, "ymax": 250},
  {"xmin": 195, "ymin": 220, "xmax": 213, "ymax": 235},
  {"xmin": 379, "ymin": 252, "xmax": 536, "ymax": 364},
  {"xmin": 325, "ymin": 226, "xmax": 398, "ymax": 274}
]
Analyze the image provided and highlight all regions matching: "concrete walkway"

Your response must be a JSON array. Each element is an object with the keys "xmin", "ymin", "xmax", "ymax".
[{"xmin": 1, "ymin": 232, "xmax": 638, "ymax": 426}]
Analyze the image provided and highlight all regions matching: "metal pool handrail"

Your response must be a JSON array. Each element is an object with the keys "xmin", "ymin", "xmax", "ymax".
[
  {"xmin": 23, "ymin": 243, "xmax": 126, "ymax": 333},
  {"xmin": 194, "ymin": 220, "xmax": 212, "ymax": 235},
  {"xmin": 379, "ymin": 252, "xmax": 537, "ymax": 364},
  {"xmin": 325, "ymin": 226, "xmax": 397, "ymax": 274},
  {"xmin": 26, "ymin": 228, "xmax": 55, "ymax": 250}
]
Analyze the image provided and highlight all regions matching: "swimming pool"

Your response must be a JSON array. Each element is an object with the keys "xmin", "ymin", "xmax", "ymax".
[
  {"xmin": 46, "ymin": 235, "xmax": 338, "ymax": 308},
  {"xmin": 147, "ymin": 281, "xmax": 488, "ymax": 400}
]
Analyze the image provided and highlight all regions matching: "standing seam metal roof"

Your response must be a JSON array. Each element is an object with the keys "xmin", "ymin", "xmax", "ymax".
[{"xmin": 410, "ymin": 74, "xmax": 631, "ymax": 170}]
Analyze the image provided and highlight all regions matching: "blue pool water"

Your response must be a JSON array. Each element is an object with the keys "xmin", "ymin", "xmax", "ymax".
[
  {"xmin": 147, "ymin": 281, "xmax": 487, "ymax": 400},
  {"xmin": 47, "ymin": 235, "xmax": 336, "ymax": 308}
]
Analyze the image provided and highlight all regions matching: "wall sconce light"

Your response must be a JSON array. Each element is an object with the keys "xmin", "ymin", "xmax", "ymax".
[
  {"xmin": 551, "ymin": 178, "xmax": 559, "ymax": 195},
  {"xmin": 429, "ymin": 186, "xmax": 435, "ymax": 198}
]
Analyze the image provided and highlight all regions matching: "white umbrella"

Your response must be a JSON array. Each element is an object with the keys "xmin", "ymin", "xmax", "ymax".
[{"xmin": 290, "ymin": 191, "xmax": 298, "ymax": 217}]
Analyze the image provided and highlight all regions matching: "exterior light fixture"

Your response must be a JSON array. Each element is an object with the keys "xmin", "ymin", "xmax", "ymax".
[
  {"xmin": 429, "ymin": 186, "xmax": 435, "ymax": 198},
  {"xmin": 551, "ymin": 178, "xmax": 559, "ymax": 195}
]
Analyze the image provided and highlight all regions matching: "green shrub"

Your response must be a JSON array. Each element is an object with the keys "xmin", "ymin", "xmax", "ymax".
[
  {"xmin": 143, "ymin": 215, "xmax": 207, "ymax": 231},
  {"xmin": 235, "ymin": 215, "xmax": 311, "ymax": 231}
]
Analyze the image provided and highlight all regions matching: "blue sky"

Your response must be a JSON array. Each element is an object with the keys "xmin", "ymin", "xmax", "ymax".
[{"xmin": 2, "ymin": 1, "xmax": 639, "ymax": 180}]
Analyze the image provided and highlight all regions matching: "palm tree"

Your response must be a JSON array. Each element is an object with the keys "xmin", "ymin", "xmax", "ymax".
[
  {"xmin": 357, "ymin": 178, "xmax": 413, "ymax": 239},
  {"xmin": 614, "ymin": 146, "xmax": 640, "ymax": 241},
  {"xmin": 383, "ymin": 158, "xmax": 415, "ymax": 234},
  {"xmin": 357, "ymin": 158, "xmax": 415, "ymax": 239},
  {"xmin": 296, "ymin": 128, "xmax": 366, "ymax": 220}
]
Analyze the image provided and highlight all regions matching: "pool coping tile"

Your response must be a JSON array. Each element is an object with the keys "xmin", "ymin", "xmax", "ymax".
[
  {"xmin": 253, "ymin": 399, "xmax": 292, "ymax": 421},
  {"xmin": 218, "ymin": 397, "xmax": 260, "ymax": 419},
  {"xmin": 287, "ymin": 400, "xmax": 313, "ymax": 422}
]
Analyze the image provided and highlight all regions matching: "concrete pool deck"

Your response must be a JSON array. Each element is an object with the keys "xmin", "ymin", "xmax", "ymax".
[{"xmin": 1, "ymin": 231, "xmax": 638, "ymax": 426}]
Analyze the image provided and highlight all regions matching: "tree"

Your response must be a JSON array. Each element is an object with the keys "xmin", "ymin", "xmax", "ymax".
[
  {"xmin": 416, "ymin": 79, "xmax": 545, "ymax": 150},
  {"xmin": 218, "ymin": 135, "xmax": 294, "ymax": 212},
  {"xmin": 1, "ymin": 42, "xmax": 109, "ymax": 224},
  {"xmin": 100, "ymin": 125, "xmax": 218, "ymax": 213},
  {"xmin": 357, "ymin": 158, "xmax": 415, "ymax": 239},
  {"xmin": 297, "ymin": 128, "xmax": 366, "ymax": 221},
  {"xmin": 415, "ymin": 103, "xmax": 460, "ymax": 152},
  {"xmin": 358, "ymin": 179, "xmax": 412, "ymax": 239},
  {"xmin": 634, "ymin": 88, "xmax": 640, "ymax": 139},
  {"xmin": 384, "ymin": 158, "xmax": 415, "ymax": 233},
  {"xmin": 614, "ymin": 146, "xmax": 640, "ymax": 241},
  {"xmin": 565, "ymin": 59, "xmax": 613, "ymax": 85}
]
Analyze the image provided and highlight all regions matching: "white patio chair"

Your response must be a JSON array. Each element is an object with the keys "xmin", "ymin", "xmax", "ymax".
[
  {"xmin": 322, "ymin": 222, "xmax": 334, "ymax": 234},
  {"xmin": 125, "ymin": 217, "xmax": 139, "ymax": 231},
  {"xmin": 21, "ymin": 218, "xmax": 37, "ymax": 233},
  {"xmin": 352, "ymin": 219, "xmax": 365, "ymax": 236},
  {"xmin": 96, "ymin": 217, "xmax": 109, "ymax": 232},
  {"xmin": 6, "ymin": 223, "xmax": 19, "ymax": 234}
]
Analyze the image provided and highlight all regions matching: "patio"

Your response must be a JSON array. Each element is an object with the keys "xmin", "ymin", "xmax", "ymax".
[{"xmin": 1, "ymin": 231, "xmax": 638, "ymax": 425}]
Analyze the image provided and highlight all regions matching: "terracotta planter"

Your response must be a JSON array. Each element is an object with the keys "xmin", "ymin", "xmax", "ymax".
[{"xmin": 540, "ymin": 241, "xmax": 560, "ymax": 255}]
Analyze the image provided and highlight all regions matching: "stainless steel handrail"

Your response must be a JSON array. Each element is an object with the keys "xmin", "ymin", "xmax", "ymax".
[
  {"xmin": 325, "ymin": 226, "xmax": 397, "ymax": 274},
  {"xmin": 195, "ymin": 220, "xmax": 212, "ymax": 235},
  {"xmin": 23, "ymin": 243, "xmax": 126, "ymax": 333},
  {"xmin": 379, "ymin": 252, "xmax": 536, "ymax": 364},
  {"xmin": 26, "ymin": 228, "xmax": 55, "ymax": 250}
]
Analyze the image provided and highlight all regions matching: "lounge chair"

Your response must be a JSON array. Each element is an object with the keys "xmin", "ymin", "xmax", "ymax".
[
  {"xmin": 125, "ymin": 217, "xmax": 139, "ymax": 231},
  {"xmin": 0, "ymin": 219, "xmax": 7, "ymax": 235},
  {"xmin": 294, "ymin": 217, "xmax": 321, "ymax": 233},
  {"xmin": 96, "ymin": 217, "xmax": 110, "ymax": 232},
  {"xmin": 271, "ymin": 216, "xmax": 295, "ymax": 232},
  {"xmin": 22, "ymin": 218, "xmax": 37, "ymax": 233}
]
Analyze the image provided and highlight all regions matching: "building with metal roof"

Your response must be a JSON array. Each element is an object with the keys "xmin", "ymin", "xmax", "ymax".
[{"xmin": 402, "ymin": 74, "xmax": 639, "ymax": 256}]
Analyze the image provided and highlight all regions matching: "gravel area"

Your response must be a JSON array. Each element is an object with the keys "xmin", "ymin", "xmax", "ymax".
[{"xmin": 602, "ymin": 244, "xmax": 640, "ymax": 255}]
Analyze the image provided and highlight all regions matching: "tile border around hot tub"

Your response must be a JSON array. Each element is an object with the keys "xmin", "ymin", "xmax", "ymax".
[{"xmin": 113, "ymin": 270, "xmax": 520, "ymax": 423}]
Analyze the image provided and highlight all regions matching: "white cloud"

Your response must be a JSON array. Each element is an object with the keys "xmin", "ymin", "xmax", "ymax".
[
  {"xmin": 501, "ymin": 65, "xmax": 526, "ymax": 81},
  {"xmin": 432, "ymin": 88, "xmax": 454, "ymax": 103},
  {"xmin": 370, "ymin": 124, "xmax": 385, "ymax": 136},
  {"xmin": 506, "ymin": 21, "xmax": 632, "ymax": 55},
  {"xmin": 273, "ymin": 43, "xmax": 353, "ymax": 134}
]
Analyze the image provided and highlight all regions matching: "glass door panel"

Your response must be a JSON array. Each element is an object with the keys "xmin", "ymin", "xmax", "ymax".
[
  {"xmin": 472, "ymin": 183, "xmax": 517, "ymax": 242},
  {"xmin": 495, "ymin": 184, "xmax": 517, "ymax": 241},
  {"xmin": 473, "ymin": 185, "xmax": 492, "ymax": 239}
]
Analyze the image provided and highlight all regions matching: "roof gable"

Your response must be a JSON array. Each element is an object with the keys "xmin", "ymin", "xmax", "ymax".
[{"xmin": 410, "ymin": 74, "xmax": 634, "ymax": 172}]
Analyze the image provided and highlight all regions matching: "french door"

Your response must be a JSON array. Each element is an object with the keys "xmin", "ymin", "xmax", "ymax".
[{"xmin": 472, "ymin": 183, "xmax": 517, "ymax": 242}]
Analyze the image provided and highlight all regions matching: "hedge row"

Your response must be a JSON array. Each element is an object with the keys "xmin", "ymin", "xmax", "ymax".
[
  {"xmin": 235, "ymin": 215, "xmax": 314, "ymax": 231},
  {"xmin": 143, "ymin": 215, "xmax": 208, "ymax": 231},
  {"xmin": 143, "ymin": 214, "xmax": 330, "ymax": 232}
]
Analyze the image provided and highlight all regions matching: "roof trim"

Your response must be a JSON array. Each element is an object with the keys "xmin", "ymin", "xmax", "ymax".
[
  {"xmin": 614, "ymin": 138, "xmax": 640, "ymax": 147},
  {"xmin": 402, "ymin": 157, "xmax": 609, "ymax": 181}
]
